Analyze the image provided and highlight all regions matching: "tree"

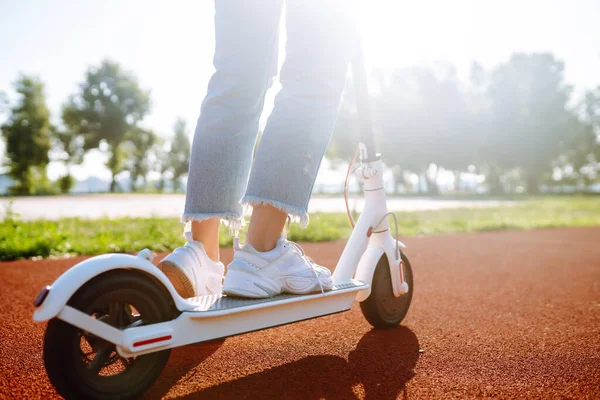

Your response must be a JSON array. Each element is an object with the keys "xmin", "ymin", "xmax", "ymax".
[
  {"xmin": 483, "ymin": 53, "xmax": 572, "ymax": 193},
  {"xmin": 151, "ymin": 140, "xmax": 169, "ymax": 192},
  {"xmin": 62, "ymin": 60, "xmax": 151, "ymax": 192},
  {"xmin": 329, "ymin": 64, "xmax": 479, "ymax": 195},
  {"xmin": 562, "ymin": 87, "xmax": 600, "ymax": 187},
  {"xmin": 0, "ymin": 75, "xmax": 52, "ymax": 194},
  {"xmin": 328, "ymin": 81, "xmax": 360, "ymax": 162},
  {"xmin": 0, "ymin": 91, "xmax": 9, "ymax": 116},
  {"xmin": 0, "ymin": 91, "xmax": 8, "ymax": 169},
  {"xmin": 125, "ymin": 127, "xmax": 158, "ymax": 191},
  {"xmin": 168, "ymin": 118, "xmax": 191, "ymax": 192},
  {"xmin": 53, "ymin": 124, "xmax": 85, "ymax": 193},
  {"xmin": 582, "ymin": 87, "xmax": 600, "ymax": 164},
  {"xmin": 372, "ymin": 65, "xmax": 476, "ymax": 194}
]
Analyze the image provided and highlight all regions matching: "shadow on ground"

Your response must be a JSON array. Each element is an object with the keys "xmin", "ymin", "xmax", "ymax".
[
  {"xmin": 150, "ymin": 326, "xmax": 419, "ymax": 400},
  {"xmin": 145, "ymin": 339, "xmax": 225, "ymax": 399}
]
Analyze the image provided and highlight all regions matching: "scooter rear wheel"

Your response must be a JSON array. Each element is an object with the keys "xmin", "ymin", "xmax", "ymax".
[
  {"xmin": 360, "ymin": 252, "xmax": 414, "ymax": 329},
  {"xmin": 43, "ymin": 270, "xmax": 175, "ymax": 400}
]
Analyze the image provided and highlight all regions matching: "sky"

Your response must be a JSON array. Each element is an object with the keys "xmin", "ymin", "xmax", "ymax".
[{"xmin": 1, "ymin": 0, "xmax": 599, "ymax": 180}]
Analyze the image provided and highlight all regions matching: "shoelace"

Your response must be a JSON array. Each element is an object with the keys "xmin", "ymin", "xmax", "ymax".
[{"xmin": 286, "ymin": 240, "xmax": 326, "ymax": 295}]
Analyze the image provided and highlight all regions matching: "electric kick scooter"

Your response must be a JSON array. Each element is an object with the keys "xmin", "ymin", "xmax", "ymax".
[{"xmin": 33, "ymin": 51, "xmax": 414, "ymax": 400}]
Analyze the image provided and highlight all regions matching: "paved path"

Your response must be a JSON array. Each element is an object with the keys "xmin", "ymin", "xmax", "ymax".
[
  {"xmin": 0, "ymin": 194, "xmax": 516, "ymax": 220},
  {"xmin": 1, "ymin": 227, "xmax": 599, "ymax": 399}
]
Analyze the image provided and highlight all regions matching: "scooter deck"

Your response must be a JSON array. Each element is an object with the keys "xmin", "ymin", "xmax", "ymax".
[
  {"xmin": 59, "ymin": 280, "xmax": 369, "ymax": 357},
  {"xmin": 184, "ymin": 281, "xmax": 365, "ymax": 315}
]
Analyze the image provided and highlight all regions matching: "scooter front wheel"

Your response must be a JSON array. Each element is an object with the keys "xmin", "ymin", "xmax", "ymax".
[
  {"xmin": 360, "ymin": 253, "xmax": 414, "ymax": 329},
  {"xmin": 43, "ymin": 270, "xmax": 175, "ymax": 400}
]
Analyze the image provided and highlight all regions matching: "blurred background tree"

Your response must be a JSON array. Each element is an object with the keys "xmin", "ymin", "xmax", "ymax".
[
  {"xmin": 62, "ymin": 60, "xmax": 151, "ymax": 192},
  {"xmin": 371, "ymin": 64, "xmax": 477, "ymax": 195},
  {"xmin": 53, "ymin": 127, "xmax": 85, "ymax": 193},
  {"xmin": 328, "ymin": 52, "xmax": 595, "ymax": 195},
  {"xmin": 0, "ymin": 76, "xmax": 52, "ymax": 194},
  {"xmin": 152, "ymin": 141, "xmax": 170, "ymax": 193},
  {"xmin": 168, "ymin": 117, "xmax": 191, "ymax": 192},
  {"xmin": 483, "ymin": 53, "xmax": 572, "ymax": 193},
  {"xmin": 581, "ymin": 88, "xmax": 600, "ymax": 169},
  {"xmin": 124, "ymin": 127, "xmax": 158, "ymax": 192},
  {"xmin": 0, "ymin": 51, "xmax": 597, "ymax": 197},
  {"xmin": 328, "ymin": 79, "xmax": 359, "ymax": 163},
  {"xmin": 0, "ymin": 91, "xmax": 9, "ymax": 116},
  {"xmin": 561, "ymin": 87, "xmax": 600, "ymax": 187}
]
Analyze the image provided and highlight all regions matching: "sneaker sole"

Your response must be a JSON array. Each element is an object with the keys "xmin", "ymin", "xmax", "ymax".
[
  {"xmin": 157, "ymin": 260, "xmax": 195, "ymax": 298},
  {"xmin": 223, "ymin": 271, "xmax": 333, "ymax": 299},
  {"xmin": 223, "ymin": 273, "xmax": 280, "ymax": 298}
]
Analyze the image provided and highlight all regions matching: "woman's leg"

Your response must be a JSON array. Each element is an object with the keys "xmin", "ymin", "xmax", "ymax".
[
  {"xmin": 244, "ymin": 0, "xmax": 357, "ymax": 251},
  {"xmin": 184, "ymin": 0, "xmax": 284, "ymax": 260},
  {"xmin": 159, "ymin": 1, "xmax": 283, "ymax": 298},
  {"xmin": 222, "ymin": 1, "xmax": 357, "ymax": 298}
]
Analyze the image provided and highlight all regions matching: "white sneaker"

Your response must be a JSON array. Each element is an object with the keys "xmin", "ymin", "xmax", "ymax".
[
  {"xmin": 222, "ymin": 236, "xmax": 334, "ymax": 298},
  {"xmin": 157, "ymin": 241, "xmax": 224, "ymax": 298}
]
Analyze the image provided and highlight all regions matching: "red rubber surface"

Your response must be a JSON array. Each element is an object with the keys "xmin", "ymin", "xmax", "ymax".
[{"xmin": 1, "ymin": 228, "xmax": 599, "ymax": 399}]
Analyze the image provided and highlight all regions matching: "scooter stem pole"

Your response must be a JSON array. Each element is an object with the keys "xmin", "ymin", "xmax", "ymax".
[{"xmin": 351, "ymin": 50, "xmax": 379, "ymax": 161}]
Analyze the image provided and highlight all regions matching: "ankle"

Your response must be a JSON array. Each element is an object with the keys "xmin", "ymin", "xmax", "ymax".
[
  {"xmin": 246, "ymin": 204, "xmax": 287, "ymax": 252},
  {"xmin": 246, "ymin": 238, "xmax": 277, "ymax": 253},
  {"xmin": 203, "ymin": 246, "xmax": 220, "ymax": 263},
  {"xmin": 189, "ymin": 219, "xmax": 220, "ymax": 262}
]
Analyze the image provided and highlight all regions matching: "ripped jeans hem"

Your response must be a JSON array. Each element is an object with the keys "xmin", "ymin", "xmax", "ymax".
[
  {"xmin": 181, "ymin": 212, "xmax": 245, "ymax": 235},
  {"xmin": 241, "ymin": 195, "xmax": 309, "ymax": 228}
]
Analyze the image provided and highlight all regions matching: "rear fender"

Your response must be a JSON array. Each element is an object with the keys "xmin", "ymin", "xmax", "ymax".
[{"xmin": 33, "ymin": 253, "xmax": 194, "ymax": 322}]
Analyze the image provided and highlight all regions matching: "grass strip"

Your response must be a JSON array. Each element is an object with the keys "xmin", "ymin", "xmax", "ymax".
[{"xmin": 1, "ymin": 196, "xmax": 598, "ymax": 260}]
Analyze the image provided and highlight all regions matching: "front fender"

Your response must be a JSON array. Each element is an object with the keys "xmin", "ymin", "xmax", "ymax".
[
  {"xmin": 354, "ymin": 246, "xmax": 385, "ymax": 302},
  {"xmin": 33, "ymin": 253, "xmax": 193, "ymax": 322},
  {"xmin": 354, "ymin": 233, "xmax": 408, "ymax": 302}
]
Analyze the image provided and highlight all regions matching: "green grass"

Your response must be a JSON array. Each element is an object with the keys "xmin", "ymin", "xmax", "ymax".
[{"xmin": 1, "ymin": 196, "xmax": 599, "ymax": 261}]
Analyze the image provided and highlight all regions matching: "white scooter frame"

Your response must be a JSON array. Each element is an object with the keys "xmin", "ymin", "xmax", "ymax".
[
  {"xmin": 33, "ymin": 144, "xmax": 408, "ymax": 358},
  {"xmin": 33, "ymin": 50, "xmax": 413, "ymax": 399}
]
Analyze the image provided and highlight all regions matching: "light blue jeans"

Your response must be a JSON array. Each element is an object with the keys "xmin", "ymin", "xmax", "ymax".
[{"xmin": 183, "ymin": 0, "xmax": 356, "ymax": 229}]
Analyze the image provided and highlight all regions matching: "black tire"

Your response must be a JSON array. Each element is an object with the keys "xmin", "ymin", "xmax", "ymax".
[
  {"xmin": 44, "ymin": 270, "xmax": 175, "ymax": 400},
  {"xmin": 360, "ymin": 252, "xmax": 414, "ymax": 329}
]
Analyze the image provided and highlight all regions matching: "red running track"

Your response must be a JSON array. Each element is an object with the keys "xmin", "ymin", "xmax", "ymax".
[{"xmin": 1, "ymin": 228, "xmax": 599, "ymax": 399}]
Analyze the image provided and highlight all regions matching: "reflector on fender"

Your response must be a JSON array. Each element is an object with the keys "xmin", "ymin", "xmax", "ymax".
[
  {"xmin": 34, "ymin": 286, "xmax": 51, "ymax": 307},
  {"xmin": 133, "ymin": 335, "xmax": 172, "ymax": 347}
]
